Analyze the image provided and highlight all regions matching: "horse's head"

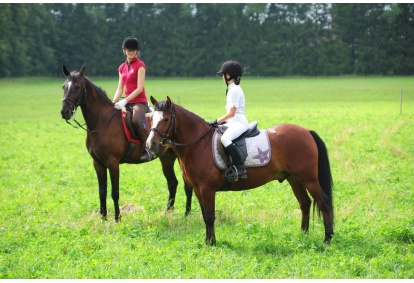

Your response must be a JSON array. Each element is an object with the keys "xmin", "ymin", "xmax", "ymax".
[
  {"xmin": 61, "ymin": 63, "xmax": 87, "ymax": 120},
  {"xmin": 146, "ymin": 96, "xmax": 175, "ymax": 152}
]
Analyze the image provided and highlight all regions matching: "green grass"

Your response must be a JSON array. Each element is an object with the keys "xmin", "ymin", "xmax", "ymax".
[{"xmin": 0, "ymin": 76, "xmax": 413, "ymax": 278}]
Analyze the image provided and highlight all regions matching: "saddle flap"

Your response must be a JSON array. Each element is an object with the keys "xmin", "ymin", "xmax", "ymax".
[{"xmin": 121, "ymin": 106, "xmax": 152, "ymax": 143}]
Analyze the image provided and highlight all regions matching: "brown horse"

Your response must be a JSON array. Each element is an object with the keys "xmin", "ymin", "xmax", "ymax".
[
  {"xmin": 60, "ymin": 64, "xmax": 193, "ymax": 221},
  {"xmin": 147, "ymin": 96, "xmax": 334, "ymax": 245}
]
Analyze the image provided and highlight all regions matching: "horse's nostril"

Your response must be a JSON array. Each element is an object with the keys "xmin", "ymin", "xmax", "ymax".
[{"xmin": 61, "ymin": 109, "xmax": 70, "ymax": 119}]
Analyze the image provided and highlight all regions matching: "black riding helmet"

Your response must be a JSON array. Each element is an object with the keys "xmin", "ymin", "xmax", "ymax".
[
  {"xmin": 122, "ymin": 36, "xmax": 139, "ymax": 50},
  {"xmin": 217, "ymin": 60, "xmax": 242, "ymax": 87},
  {"xmin": 217, "ymin": 60, "xmax": 242, "ymax": 79}
]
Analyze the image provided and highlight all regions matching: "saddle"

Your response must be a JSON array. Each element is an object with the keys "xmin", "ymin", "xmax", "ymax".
[
  {"xmin": 217, "ymin": 121, "xmax": 260, "ymax": 160},
  {"xmin": 213, "ymin": 121, "xmax": 271, "ymax": 170},
  {"xmin": 120, "ymin": 105, "xmax": 152, "ymax": 163},
  {"xmin": 121, "ymin": 105, "xmax": 151, "ymax": 143}
]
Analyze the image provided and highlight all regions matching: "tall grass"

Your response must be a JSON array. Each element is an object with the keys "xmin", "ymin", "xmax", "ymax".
[{"xmin": 0, "ymin": 76, "xmax": 413, "ymax": 278}]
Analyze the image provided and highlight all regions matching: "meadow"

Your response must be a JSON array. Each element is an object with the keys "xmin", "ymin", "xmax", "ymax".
[{"xmin": 0, "ymin": 75, "xmax": 413, "ymax": 279}]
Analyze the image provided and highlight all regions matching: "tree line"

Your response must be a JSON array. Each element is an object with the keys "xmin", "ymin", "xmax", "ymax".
[{"xmin": 0, "ymin": 3, "xmax": 413, "ymax": 78}]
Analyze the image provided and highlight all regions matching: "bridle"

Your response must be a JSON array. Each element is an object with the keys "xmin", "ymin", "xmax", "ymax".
[
  {"xmin": 150, "ymin": 103, "xmax": 211, "ymax": 147},
  {"xmin": 62, "ymin": 77, "xmax": 88, "ymax": 131}
]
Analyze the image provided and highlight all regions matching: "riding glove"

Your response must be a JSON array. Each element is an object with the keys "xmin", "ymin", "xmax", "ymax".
[
  {"xmin": 115, "ymin": 99, "xmax": 127, "ymax": 110},
  {"xmin": 209, "ymin": 119, "xmax": 218, "ymax": 127}
]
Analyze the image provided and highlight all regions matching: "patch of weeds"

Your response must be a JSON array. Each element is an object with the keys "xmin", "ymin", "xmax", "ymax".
[{"xmin": 383, "ymin": 224, "xmax": 414, "ymax": 244}]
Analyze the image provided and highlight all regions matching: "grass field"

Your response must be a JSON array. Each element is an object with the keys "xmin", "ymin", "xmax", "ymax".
[{"xmin": 0, "ymin": 75, "xmax": 413, "ymax": 278}]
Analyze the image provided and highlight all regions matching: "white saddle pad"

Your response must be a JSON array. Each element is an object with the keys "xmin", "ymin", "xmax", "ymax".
[{"xmin": 212, "ymin": 129, "xmax": 271, "ymax": 170}]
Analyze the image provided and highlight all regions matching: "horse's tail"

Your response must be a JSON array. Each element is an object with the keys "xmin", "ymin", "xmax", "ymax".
[{"xmin": 309, "ymin": 130, "xmax": 334, "ymax": 225}]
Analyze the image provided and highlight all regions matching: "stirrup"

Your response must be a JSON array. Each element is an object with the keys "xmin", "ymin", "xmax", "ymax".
[
  {"xmin": 140, "ymin": 148, "xmax": 155, "ymax": 161},
  {"xmin": 224, "ymin": 165, "xmax": 247, "ymax": 182}
]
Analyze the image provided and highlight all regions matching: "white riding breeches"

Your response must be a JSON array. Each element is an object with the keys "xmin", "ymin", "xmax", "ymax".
[{"xmin": 221, "ymin": 121, "xmax": 249, "ymax": 147}]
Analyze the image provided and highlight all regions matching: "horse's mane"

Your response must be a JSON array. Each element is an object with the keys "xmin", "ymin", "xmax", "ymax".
[
  {"xmin": 68, "ymin": 70, "xmax": 111, "ymax": 103},
  {"xmin": 155, "ymin": 100, "xmax": 208, "ymax": 124},
  {"xmin": 84, "ymin": 76, "xmax": 112, "ymax": 104}
]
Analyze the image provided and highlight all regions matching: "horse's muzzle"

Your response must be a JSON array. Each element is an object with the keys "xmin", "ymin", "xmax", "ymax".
[
  {"xmin": 146, "ymin": 133, "xmax": 159, "ymax": 153},
  {"xmin": 147, "ymin": 139, "xmax": 159, "ymax": 153},
  {"xmin": 61, "ymin": 108, "xmax": 72, "ymax": 120}
]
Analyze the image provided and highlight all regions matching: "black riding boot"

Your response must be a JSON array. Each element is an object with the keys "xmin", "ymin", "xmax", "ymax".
[
  {"xmin": 224, "ymin": 143, "xmax": 247, "ymax": 181},
  {"xmin": 136, "ymin": 124, "xmax": 155, "ymax": 162}
]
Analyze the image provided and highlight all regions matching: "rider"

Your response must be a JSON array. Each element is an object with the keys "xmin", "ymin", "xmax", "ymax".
[
  {"xmin": 113, "ymin": 36, "xmax": 154, "ymax": 161},
  {"xmin": 209, "ymin": 60, "xmax": 249, "ymax": 181}
]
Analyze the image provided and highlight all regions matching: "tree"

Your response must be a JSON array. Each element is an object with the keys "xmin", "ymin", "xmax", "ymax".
[{"xmin": 0, "ymin": 3, "xmax": 413, "ymax": 77}]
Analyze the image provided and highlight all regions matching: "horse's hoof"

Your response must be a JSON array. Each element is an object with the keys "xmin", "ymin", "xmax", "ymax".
[
  {"xmin": 324, "ymin": 233, "xmax": 333, "ymax": 244},
  {"xmin": 115, "ymin": 215, "xmax": 122, "ymax": 223},
  {"xmin": 205, "ymin": 238, "xmax": 216, "ymax": 246}
]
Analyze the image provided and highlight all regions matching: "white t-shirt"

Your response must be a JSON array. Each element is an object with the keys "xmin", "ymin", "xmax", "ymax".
[{"xmin": 225, "ymin": 83, "xmax": 248, "ymax": 125}]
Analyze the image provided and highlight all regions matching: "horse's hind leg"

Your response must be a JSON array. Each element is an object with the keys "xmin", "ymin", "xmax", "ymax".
[
  {"xmin": 159, "ymin": 150, "xmax": 178, "ymax": 212},
  {"xmin": 93, "ymin": 159, "xmax": 108, "ymax": 220},
  {"xmin": 287, "ymin": 176, "xmax": 312, "ymax": 233},
  {"xmin": 305, "ymin": 181, "xmax": 334, "ymax": 243}
]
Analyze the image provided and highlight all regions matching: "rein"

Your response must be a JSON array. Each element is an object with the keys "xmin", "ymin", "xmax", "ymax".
[
  {"xmin": 165, "ymin": 127, "xmax": 211, "ymax": 147},
  {"xmin": 151, "ymin": 104, "xmax": 212, "ymax": 147}
]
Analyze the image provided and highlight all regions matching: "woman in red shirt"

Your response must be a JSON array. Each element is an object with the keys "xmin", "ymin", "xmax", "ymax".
[{"xmin": 113, "ymin": 36, "xmax": 153, "ymax": 161}]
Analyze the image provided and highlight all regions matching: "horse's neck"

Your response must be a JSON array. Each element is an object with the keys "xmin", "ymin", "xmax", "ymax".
[
  {"xmin": 80, "ymin": 81, "xmax": 115, "ymax": 131},
  {"xmin": 175, "ymin": 107, "xmax": 212, "ymax": 150}
]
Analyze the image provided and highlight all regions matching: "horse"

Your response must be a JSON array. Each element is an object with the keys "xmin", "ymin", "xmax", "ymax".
[
  {"xmin": 146, "ymin": 96, "xmax": 334, "ymax": 245},
  {"xmin": 60, "ymin": 64, "xmax": 193, "ymax": 221}
]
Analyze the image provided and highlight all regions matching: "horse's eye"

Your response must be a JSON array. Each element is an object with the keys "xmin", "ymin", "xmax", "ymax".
[{"xmin": 163, "ymin": 118, "xmax": 169, "ymax": 122}]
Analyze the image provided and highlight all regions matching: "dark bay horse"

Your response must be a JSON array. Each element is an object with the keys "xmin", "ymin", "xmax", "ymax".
[
  {"xmin": 60, "ymin": 64, "xmax": 192, "ymax": 221},
  {"xmin": 147, "ymin": 96, "xmax": 334, "ymax": 245}
]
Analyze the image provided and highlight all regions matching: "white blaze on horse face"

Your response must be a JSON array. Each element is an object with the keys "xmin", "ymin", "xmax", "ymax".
[
  {"xmin": 66, "ymin": 81, "xmax": 72, "ymax": 94},
  {"xmin": 146, "ymin": 110, "xmax": 164, "ymax": 148}
]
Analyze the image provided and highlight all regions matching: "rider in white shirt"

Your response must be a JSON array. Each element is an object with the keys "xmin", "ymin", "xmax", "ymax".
[{"xmin": 209, "ymin": 60, "xmax": 249, "ymax": 181}]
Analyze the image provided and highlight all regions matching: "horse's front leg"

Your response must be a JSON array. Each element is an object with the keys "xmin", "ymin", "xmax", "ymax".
[
  {"xmin": 108, "ymin": 162, "xmax": 121, "ymax": 222},
  {"xmin": 184, "ymin": 179, "xmax": 193, "ymax": 216},
  {"xmin": 197, "ymin": 187, "xmax": 216, "ymax": 246},
  {"xmin": 94, "ymin": 159, "xmax": 108, "ymax": 220},
  {"xmin": 159, "ymin": 151, "xmax": 178, "ymax": 212}
]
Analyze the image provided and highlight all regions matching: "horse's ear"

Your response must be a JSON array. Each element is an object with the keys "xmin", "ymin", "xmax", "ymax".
[
  {"xmin": 150, "ymin": 96, "xmax": 158, "ymax": 105},
  {"xmin": 166, "ymin": 96, "xmax": 172, "ymax": 108},
  {"xmin": 79, "ymin": 63, "xmax": 86, "ymax": 77},
  {"xmin": 62, "ymin": 65, "xmax": 70, "ymax": 76}
]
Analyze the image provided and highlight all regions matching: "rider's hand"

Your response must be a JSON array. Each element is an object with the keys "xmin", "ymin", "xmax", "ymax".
[
  {"xmin": 208, "ymin": 119, "xmax": 218, "ymax": 127},
  {"xmin": 114, "ymin": 99, "xmax": 127, "ymax": 110}
]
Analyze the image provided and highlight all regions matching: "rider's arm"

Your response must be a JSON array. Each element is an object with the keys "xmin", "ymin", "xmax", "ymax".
[
  {"xmin": 113, "ymin": 72, "xmax": 124, "ymax": 103},
  {"xmin": 217, "ymin": 106, "xmax": 236, "ymax": 124}
]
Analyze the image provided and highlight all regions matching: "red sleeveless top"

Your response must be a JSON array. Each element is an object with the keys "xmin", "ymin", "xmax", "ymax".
[{"xmin": 118, "ymin": 57, "xmax": 147, "ymax": 104}]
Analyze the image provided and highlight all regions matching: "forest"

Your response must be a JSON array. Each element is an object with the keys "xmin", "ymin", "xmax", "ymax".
[{"xmin": 0, "ymin": 3, "xmax": 413, "ymax": 77}]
